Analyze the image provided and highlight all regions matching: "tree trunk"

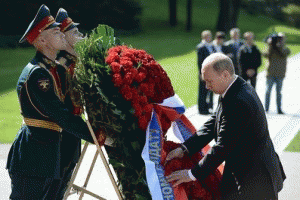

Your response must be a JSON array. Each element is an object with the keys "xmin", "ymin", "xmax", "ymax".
[
  {"xmin": 169, "ymin": 0, "xmax": 177, "ymax": 26},
  {"xmin": 216, "ymin": 0, "xmax": 241, "ymax": 33},
  {"xmin": 231, "ymin": 0, "xmax": 241, "ymax": 28},
  {"xmin": 186, "ymin": 0, "xmax": 192, "ymax": 31}
]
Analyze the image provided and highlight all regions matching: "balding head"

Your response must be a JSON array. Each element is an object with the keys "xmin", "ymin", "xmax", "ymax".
[
  {"xmin": 202, "ymin": 53, "xmax": 235, "ymax": 76},
  {"xmin": 201, "ymin": 53, "xmax": 236, "ymax": 94}
]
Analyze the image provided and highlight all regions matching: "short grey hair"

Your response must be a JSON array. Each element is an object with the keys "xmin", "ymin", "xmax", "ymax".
[
  {"xmin": 230, "ymin": 28, "xmax": 240, "ymax": 37},
  {"xmin": 201, "ymin": 30, "xmax": 212, "ymax": 39},
  {"xmin": 202, "ymin": 53, "xmax": 235, "ymax": 75}
]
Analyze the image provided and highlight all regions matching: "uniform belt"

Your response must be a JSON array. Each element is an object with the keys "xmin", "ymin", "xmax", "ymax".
[{"xmin": 23, "ymin": 118, "xmax": 62, "ymax": 132}]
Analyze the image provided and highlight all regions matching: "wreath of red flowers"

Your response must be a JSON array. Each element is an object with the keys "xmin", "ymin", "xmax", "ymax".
[{"xmin": 105, "ymin": 45, "xmax": 175, "ymax": 130}]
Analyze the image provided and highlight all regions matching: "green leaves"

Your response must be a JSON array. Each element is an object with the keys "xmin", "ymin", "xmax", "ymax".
[{"xmin": 73, "ymin": 24, "xmax": 151, "ymax": 199}]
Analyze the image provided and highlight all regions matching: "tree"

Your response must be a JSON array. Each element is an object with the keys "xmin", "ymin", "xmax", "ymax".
[
  {"xmin": 186, "ymin": 0, "xmax": 192, "ymax": 31},
  {"xmin": 169, "ymin": 0, "xmax": 177, "ymax": 26},
  {"xmin": 216, "ymin": 0, "xmax": 241, "ymax": 33}
]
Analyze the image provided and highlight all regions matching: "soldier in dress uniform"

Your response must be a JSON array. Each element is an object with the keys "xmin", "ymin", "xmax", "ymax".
[
  {"xmin": 6, "ymin": 5, "xmax": 99, "ymax": 199},
  {"xmin": 54, "ymin": 8, "xmax": 86, "ymax": 198}
]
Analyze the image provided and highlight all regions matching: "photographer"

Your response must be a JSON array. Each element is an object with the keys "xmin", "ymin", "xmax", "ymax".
[{"xmin": 264, "ymin": 33, "xmax": 290, "ymax": 114}]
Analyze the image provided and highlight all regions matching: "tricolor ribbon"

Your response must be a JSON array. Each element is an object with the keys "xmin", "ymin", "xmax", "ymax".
[{"xmin": 142, "ymin": 94, "xmax": 200, "ymax": 200}]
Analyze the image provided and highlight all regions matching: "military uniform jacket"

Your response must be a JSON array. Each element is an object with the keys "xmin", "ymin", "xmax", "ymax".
[
  {"xmin": 6, "ymin": 52, "xmax": 93, "ymax": 179},
  {"xmin": 57, "ymin": 50, "xmax": 84, "ymax": 169},
  {"xmin": 184, "ymin": 77, "xmax": 286, "ymax": 198}
]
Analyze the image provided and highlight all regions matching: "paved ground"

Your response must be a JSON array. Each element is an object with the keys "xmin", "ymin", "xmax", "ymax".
[{"xmin": 1, "ymin": 54, "xmax": 300, "ymax": 199}]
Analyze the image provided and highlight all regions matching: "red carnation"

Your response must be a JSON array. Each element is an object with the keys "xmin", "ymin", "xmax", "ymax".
[
  {"xmin": 138, "ymin": 115, "xmax": 148, "ymax": 130},
  {"xmin": 135, "ymin": 72, "xmax": 147, "ymax": 83},
  {"xmin": 112, "ymin": 73, "xmax": 123, "ymax": 87},
  {"xmin": 110, "ymin": 62, "xmax": 121, "ymax": 74},
  {"xmin": 123, "ymin": 72, "xmax": 133, "ymax": 85},
  {"xmin": 120, "ymin": 57, "xmax": 133, "ymax": 69},
  {"xmin": 142, "ymin": 60, "xmax": 151, "ymax": 68},
  {"xmin": 138, "ymin": 66, "xmax": 147, "ymax": 73},
  {"xmin": 105, "ymin": 52, "xmax": 119, "ymax": 65},
  {"xmin": 144, "ymin": 104, "xmax": 153, "ymax": 113},
  {"xmin": 137, "ymin": 50, "xmax": 147, "ymax": 59},
  {"xmin": 130, "ymin": 68, "xmax": 138, "ymax": 79},
  {"xmin": 120, "ymin": 85, "xmax": 132, "ymax": 100},
  {"xmin": 131, "ymin": 90, "xmax": 139, "ymax": 104},
  {"xmin": 133, "ymin": 103, "xmax": 142, "ymax": 117},
  {"xmin": 107, "ymin": 46, "xmax": 122, "ymax": 55},
  {"xmin": 139, "ymin": 95, "xmax": 148, "ymax": 105},
  {"xmin": 122, "ymin": 50, "xmax": 135, "ymax": 60},
  {"xmin": 139, "ymin": 83, "xmax": 149, "ymax": 95},
  {"xmin": 146, "ymin": 83, "xmax": 155, "ymax": 98}
]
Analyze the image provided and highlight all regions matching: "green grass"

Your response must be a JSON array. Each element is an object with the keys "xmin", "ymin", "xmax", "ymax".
[
  {"xmin": 0, "ymin": 91, "xmax": 23, "ymax": 143},
  {"xmin": 0, "ymin": 47, "xmax": 36, "ymax": 94},
  {"xmin": 285, "ymin": 131, "xmax": 300, "ymax": 152},
  {"xmin": 1, "ymin": 0, "xmax": 300, "ymax": 144}
]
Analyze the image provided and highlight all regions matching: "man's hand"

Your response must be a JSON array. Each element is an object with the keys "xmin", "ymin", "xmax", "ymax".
[
  {"xmin": 166, "ymin": 169, "xmax": 193, "ymax": 187},
  {"xmin": 164, "ymin": 147, "xmax": 184, "ymax": 164}
]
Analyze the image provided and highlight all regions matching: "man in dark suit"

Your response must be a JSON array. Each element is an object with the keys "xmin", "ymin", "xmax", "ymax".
[
  {"xmin": 238, "ymin": 31, "xmax": 262, "ymax": 89},
  {"xmin": 225, "ymin": 28, "xmax": 244, "ymax": 76},
  {"xmin": 6, "ymin": 5, "xmax": 101, "ymax": 199},
  {"xmin": 165, "ymin": 53, "xmax": 286, "ymax": 199},
  {"xmin": 212, "ymin": 31, "xmax": 229, "ymax": 55},
  {"xmin": 196, "ymin": 30, "xmax": 215, "ymax": 114}
]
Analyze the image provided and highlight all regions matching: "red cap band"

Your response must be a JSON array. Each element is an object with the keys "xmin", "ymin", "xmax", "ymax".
[
  {"xmin": 60, "ymin": 17, "xmax": 73, "ymax": 32},
  {"xmin": 26, "ymin": 16, "xmax": 56, "ymax": 44}
]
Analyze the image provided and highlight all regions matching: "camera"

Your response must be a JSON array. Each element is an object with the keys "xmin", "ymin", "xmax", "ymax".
[{"xmin": 267, "ymin": 34, "xmax": 283, "ymax": 48}]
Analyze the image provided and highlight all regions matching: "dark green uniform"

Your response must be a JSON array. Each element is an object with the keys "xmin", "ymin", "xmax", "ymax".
[{"xmin": 6, "ymin": 52, "xmax": 93, "ymax": 199}]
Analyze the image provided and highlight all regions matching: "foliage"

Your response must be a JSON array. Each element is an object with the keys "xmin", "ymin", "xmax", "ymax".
[
  {"xmin": 282, "ymin": 4, "xmax": 300, "ymax": 15},
  {"xmin": 74, "ymin": 24, "xmax": 173, "ymax": 199},
  {"xmin": 0, "ymin": 0, "xmax": 142, "ymax": 36}
]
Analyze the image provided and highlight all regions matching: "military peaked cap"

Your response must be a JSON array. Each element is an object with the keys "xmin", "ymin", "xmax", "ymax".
[
  {"xmin": 55, "ymin": 8, "xmax": 79, "ymax": 33},
  {"xmin": 19, "ymin": 4, "xmax": 60, "ymax": 44}
]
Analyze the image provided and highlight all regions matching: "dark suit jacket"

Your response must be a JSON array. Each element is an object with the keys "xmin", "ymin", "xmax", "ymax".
[
  {"xmin": 225, "ymin": 40, "xmax": 244, "ymax": 75},
  {"xmin": 238, "ymin": 44, "xmax": 262, "ymax": 76},
  {"xmin": 184, "ymin": 77, "xmax": 286, "ymax": 199},
  {"xmin": 213, "ymin": 44, "xmax": 229, "ymax": 55},
  {"xmin": 196, "ymin": 42, "xmax": 214, "ymax": 72}
]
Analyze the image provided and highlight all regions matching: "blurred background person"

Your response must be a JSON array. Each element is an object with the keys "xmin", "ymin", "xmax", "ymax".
[
  {"xmin": 225, "ymin": 28, "xmax": 244, "ymax": 76},
  {"xmin": 212, "ymin": 31, "xmax": 229, "ymax": 54},
  {"xmin": 196, "ymin": 30, "xmax": 215, "ymax": 114},
  {"xmin": 238, "ymin": 31, "xmax": 262, "ymax": 89},
  {"xmin": 264, "ymin": 32, "xmax": 290, "ymax": 114}
]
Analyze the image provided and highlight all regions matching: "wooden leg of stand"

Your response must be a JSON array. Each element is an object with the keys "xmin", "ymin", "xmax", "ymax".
[
  {"xmin": 85, "ymin": 117, "xmax": 123, "ymax": 200},
  {"xmin": 79, "ymin": 150, "xmax": 100, "ymax": 199},
  {"xmin": 63, "ymin": 142, "xmax": 89, "ymax": 200}
]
